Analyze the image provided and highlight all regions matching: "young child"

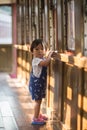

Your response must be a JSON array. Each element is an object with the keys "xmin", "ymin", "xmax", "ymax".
[{"xmin": 29, "ymin": 39, "xmax": 53, "ymax": 125}]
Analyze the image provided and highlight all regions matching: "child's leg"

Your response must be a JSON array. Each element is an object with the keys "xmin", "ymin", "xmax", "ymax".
[
  {"xmin": 31, "ymin": 99, "xmax": 46, "ymax": 125},
  {"xmin": 33, "ymin": 100, "xmax": 42, "ymax": 119}
]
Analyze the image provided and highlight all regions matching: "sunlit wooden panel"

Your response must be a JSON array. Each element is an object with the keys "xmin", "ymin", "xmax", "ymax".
[
  {"xmin": 82, "ymin": 117, "xmax": 87, "ymax": 130},
  {"xmin": 82, "ymin": 92, "xmax": 87, "ymax": 129},
  {"xmin": 67, "ymin": 86, "xmax": 72, "ymax": 100},
  {"xmin": 64, "ymin": 103, "xmax": 71, "ymax": 128},
  {"xmin": 78, "ymin": 94, "xmax": 82, "ymax": 108},
  {"xmin": 77, "ymin": 114, "xmax": 81, "ymax": 130},
  {"xmin": 77, "ymin": 94, "xmax": 82, "ymax": 130},
  {"xmin": 83, "ymin": 96, "xmax": 87, "ymax": 112}
]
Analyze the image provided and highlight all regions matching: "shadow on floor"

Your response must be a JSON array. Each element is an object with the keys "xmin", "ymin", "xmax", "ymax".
[{"xmin": 0, "ymin": 73, "xmax": 60, "ymax": 130}]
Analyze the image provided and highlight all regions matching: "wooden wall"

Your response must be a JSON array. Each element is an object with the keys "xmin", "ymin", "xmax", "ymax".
[{"xmin": 16, "ymin": 0, "xmax": 87, "ymax": 130}]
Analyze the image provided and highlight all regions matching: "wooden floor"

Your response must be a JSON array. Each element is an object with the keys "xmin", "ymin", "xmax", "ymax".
[{"xmin": 0, "ymin": 73, "xmax": 60, "ymax": 130}]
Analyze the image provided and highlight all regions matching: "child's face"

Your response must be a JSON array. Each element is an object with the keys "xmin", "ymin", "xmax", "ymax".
[{"xmin": 32, "ymin": 44, "xmax": 44, "ymax": 58}]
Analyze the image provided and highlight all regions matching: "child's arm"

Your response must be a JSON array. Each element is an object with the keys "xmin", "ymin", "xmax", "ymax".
[{"xmin": 39, "ymin": 51, "xmax": 53, "ymax": 67}]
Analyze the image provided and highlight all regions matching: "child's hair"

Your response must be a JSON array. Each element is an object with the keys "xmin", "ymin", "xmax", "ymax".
[{"xmin": 30, "ymin": 39, "xmax": 43, "ymax": 52}]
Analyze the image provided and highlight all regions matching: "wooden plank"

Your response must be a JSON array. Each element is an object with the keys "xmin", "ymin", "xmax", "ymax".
[
  {"xmin": 52, "ymin": 52, "xmax": 87, "ymax": 69},
  {"xmin": 0, "ymin": 0, "xmax": 16, "ymax": 4},
  {"xmin": 82, "ymin": 72, "xmax": 87, "ymax": 130}
]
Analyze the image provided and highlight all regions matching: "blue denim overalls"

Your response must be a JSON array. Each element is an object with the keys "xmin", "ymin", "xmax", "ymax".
[{"xmin": 29, "ymin": 66, "xmax": 47, "ymax": 100}]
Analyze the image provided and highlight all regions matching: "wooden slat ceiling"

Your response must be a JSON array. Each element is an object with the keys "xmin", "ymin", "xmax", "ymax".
[{"xmin": 0, "ymin": 0, "xmax": 16, "ymax": 4}]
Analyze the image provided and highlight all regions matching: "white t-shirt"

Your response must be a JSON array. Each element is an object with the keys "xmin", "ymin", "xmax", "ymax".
[{"xmin": 32, "ymin": 57, "xmax": 43, "ymax": 78}]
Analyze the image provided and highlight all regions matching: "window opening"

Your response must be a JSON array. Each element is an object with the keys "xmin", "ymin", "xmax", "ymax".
[
  {"xmin": 0, "ymin": 6, "xmax": 12, "ymax": 45},
  {"xmin": 63, "ymin": 0, "xmax": 75, "ymax": 52},
  {"xmin": 67, "ymin": 0, "xmax": 75, "ymax": 51}
]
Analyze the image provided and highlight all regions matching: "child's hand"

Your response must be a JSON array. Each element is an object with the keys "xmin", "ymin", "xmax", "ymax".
[
  {"xmin": 46, "ymin": 50, "xmax": 53, "ymax": 58},
  {"xmin": 51, "ymin": 51, "xmax": 59, "ymax": 59}
]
